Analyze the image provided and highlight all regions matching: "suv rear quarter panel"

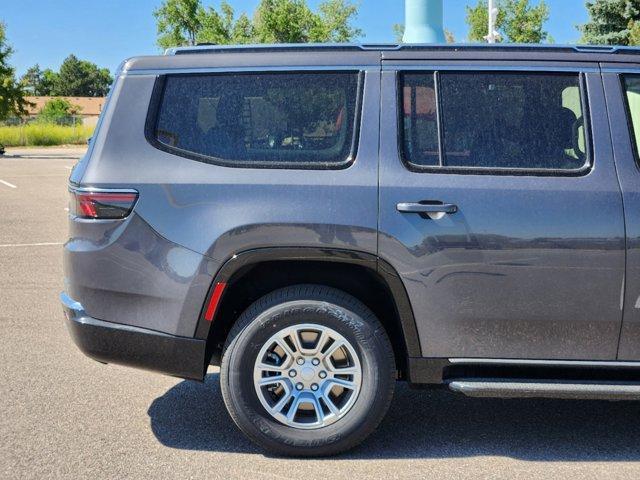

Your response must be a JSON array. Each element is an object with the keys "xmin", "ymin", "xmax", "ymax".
[{"xmin": 67, "ymin": 53, "xmax": 381, "ymax": 337}]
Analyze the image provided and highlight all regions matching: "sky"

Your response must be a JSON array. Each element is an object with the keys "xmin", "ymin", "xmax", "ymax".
[{"xmin": 2, "ymin": 0, "xmax": 590, "ymax": 77}]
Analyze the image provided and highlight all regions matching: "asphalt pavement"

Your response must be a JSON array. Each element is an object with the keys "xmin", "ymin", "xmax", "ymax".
[{"xmin": 2, "ymin": 147, "xmax": 640, "ymax": 479}]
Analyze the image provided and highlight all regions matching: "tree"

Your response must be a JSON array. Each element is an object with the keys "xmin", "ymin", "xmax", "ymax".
[
  {"xmin": 466, "ymin": 0, "xmax": 549, "ymax": 43},
  {"xmin": 154, "ymin": 0, "xmax": 203, "ymax": 48},
  {"xmin": 580, "ymin": 0, "xmax": 640, "ymax": 45},
  {"xmin": 153, "ymin": 0, "xmax": 362, "ymax": 49},
  {"xmin": 0, "ymin": 22, "xmax": 29, "ymax": 120},
  {"xmin": 51, "ymin": 55, "xmax": 112, "ymax": 97},
  {"xmin": 20, "ymin": 64, "xmax": 58, "ymax": 96}
]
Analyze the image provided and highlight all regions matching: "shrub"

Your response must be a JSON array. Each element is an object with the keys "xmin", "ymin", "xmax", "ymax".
[{"xmin": 37, "ymin": 98, "xmax": 82, "ymax": 125}]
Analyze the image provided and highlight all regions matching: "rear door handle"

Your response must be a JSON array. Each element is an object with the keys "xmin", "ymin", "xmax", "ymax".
[{"xmin": 396, "ymin": 202, "xmax": 458, "ymax": 214}]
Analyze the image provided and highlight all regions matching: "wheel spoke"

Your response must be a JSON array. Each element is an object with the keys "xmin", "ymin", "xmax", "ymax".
[
  {"xmin": 269, "ymin": 390, "xmax": 293, "ymax": 415},
  {"xmin": 256, "ymin": 361, "xmax": 287, "ymax": 373},
  {"xmin": 321, "ymin": 340, "xmax": 345, "ymax": 362},
  {"xmin": 322, "ymin": 395, "xmax": 340, "ymax": 416},
  {"xmin": 286, "ymin": 395, "xmax": 303, "ymax": 422},
  {"xmin": 328, "ymin": 377, "xmax": 356, "ymax": 390},
  {"xmin": 312, "ymin": 330, "xmax": 329, "ymax": 355},
  {"xmin": 329, "ymin": 366, "xmax": 358, "ymax": 376},
  {"xmin": 259, "ymin": 375, "xmax": 287, "ymax": 387},
  {"xmin": 288, "ymin": 329, "xmax": 305, "ymax": 355},
  {"xmin": 274, "ymin": 339, "xmax": 296, "ymax": 363},
  {"xmin": 311, "ymin": 396, "xmax": 325, "ymax": 423}
]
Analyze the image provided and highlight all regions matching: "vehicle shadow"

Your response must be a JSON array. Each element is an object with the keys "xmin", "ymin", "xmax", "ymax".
[{"xmin": 148, "ymin": 372, "xmax": 640, "ymax": 460}]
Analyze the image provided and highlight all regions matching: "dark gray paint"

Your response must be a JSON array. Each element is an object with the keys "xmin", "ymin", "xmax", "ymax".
[
  {"xmin": 603, "ymin": 69, "xmax": 640, "ymax": 360},
  {"xmin": 66, "ymin": 53, "xmax": 380, "ymax": 337},
  {"xmin": 63, "ymin": 46, "xmax": 640, "ymax": 364},
  {"xmin": 378, "ymin": 65, "xmax": 626, "ymax": 360},
  {"xmin": 63, "ymin": 213, "xmax": 217, "ymax": 337}
]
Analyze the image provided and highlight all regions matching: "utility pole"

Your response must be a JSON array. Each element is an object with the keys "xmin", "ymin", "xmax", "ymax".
[{"xmin": 484, "ymin": 0, "xmax": 500, "ymax": 43}]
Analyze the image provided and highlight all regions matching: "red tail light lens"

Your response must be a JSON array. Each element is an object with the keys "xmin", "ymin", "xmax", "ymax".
[{"xmin": 69, "ymin": 190, "xmax": 138, "ymax": 219}]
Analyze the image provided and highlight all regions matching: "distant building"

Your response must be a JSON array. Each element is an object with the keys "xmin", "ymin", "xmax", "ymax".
[{"xmin": 24, "ymin": 96, "xmax": 106, "ymax": 126}]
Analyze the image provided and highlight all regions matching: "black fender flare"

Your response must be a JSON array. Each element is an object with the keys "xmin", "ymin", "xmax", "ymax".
[{"xmin": 194, "ymin": 247, "xmax": 422, "ymax": 358}]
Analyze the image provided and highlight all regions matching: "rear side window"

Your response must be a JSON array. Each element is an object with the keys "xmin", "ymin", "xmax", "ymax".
[
  {"xmin": 623, "ymin": 75, "xmax": 640, "ymax": 162},
  {"xmin": 401, "ymin": 71, "xmax": 589, "ymax": 173},
  {"xmin": 148, "ymin": 72, "xmax": 361, "ymax": 169}
]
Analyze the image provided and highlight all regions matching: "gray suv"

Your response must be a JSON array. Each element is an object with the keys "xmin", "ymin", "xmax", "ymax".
[{"xmin": 62, "ymin": 44, "xmax": 640, "ymax": 456}]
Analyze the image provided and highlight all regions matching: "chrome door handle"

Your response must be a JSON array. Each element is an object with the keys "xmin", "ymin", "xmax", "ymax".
[{"xmin": 396, "ymin": 202, "xmax": 458, "ymax": 214}]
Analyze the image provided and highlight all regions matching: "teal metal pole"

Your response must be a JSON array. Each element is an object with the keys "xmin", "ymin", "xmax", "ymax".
[{"xmin": 403, "ymin": 0, "xmax": 446, "ymax": 43}]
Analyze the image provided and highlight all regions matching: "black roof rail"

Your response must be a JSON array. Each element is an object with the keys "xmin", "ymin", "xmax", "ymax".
[{"xmin": 164, "ymin": 43, "xmax": 640, "ymax": 56}]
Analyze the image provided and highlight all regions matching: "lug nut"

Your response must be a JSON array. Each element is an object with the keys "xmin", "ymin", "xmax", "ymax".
[
  {"xmin": 296, "ymin": 358, "xmax": 305, "ymax": 365},
  {"xmin": 288, "ymin": 370, "xmax": 297, "ymax": 378},
  {"xmin": 319, "ymin": 371, "xmax": 327, "ymax": 379},
  {"xmin": 296, "ymin": 383, "xmax": 304, "ymax": 391},
  {"xmin": 311, "ymin": 358, "xmax": 320, "ymax": 366},
  {"xmin": 311, "ymin": 383, "xmax": 319, "ymax": 391}
]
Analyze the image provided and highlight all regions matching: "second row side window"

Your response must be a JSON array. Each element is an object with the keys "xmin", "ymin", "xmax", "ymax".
[{"xmin": 402, "ymin": 72, "xmax": 588, "ymax": 171}]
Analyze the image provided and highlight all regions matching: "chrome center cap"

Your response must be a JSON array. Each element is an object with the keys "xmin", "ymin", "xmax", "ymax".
[{"xmin": 300, "ymin": 366, "xmax": 315, "ymax": 381}]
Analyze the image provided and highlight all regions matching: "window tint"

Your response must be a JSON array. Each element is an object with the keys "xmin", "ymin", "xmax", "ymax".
[
  {"xmin": 401, "ymin": 74, "xmax": 439, "ymax": 166},
  {"xmin": 401, "ymin": 72, "xmax": 588, "ymax": 172},
  {"xmin": 151, "ymin": 72, "xmax": 360, "ymax": 168},
  {"xmin": 623, "ymin": 75, "xmax": 640, "ymax": 162}
]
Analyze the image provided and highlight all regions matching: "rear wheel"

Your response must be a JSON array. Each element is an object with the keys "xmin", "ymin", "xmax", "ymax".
[{"xmin": 220, "ymin": 284, "xmax": 396, "ymax": 457}]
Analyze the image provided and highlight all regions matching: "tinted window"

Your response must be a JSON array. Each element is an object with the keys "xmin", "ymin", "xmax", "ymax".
[
  {"xmin": 401, "ymin": 74, "xmax": 439, "ymax": 166},
  {"xmin": 401, "ymin": 72, "xmax": 588, "ymax": 172},
  {"xmin": 623, "ymin": 75, "xmax": 640, "ymax": 162},
  {"xmin": 151, "ymin": 72, "xmax": 360, "ymax": 168}
]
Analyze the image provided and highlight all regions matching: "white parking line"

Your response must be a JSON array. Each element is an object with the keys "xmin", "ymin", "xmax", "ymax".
[
  {"xmin": 0, "ymin": 179, "xmax": 17, "ymax": 189},
  {"xmin": 0, "ymin": 242, "xmax": 63, "ymax": 248}
]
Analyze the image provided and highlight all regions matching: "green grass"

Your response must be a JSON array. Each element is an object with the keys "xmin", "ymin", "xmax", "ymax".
[{"xmin": 0, "ymin": 123, "xmax": 94, "ymax": 147}]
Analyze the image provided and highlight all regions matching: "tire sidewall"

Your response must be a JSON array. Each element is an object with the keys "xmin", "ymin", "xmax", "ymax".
[{"xmin": 222, "ymin": 295, "xmax": 394, "ymax": 454}]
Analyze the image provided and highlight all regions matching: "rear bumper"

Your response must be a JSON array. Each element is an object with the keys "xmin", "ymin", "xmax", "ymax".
[{"xmin": 61, "ymin": 292, "xmax": 207, "ymax": 381}]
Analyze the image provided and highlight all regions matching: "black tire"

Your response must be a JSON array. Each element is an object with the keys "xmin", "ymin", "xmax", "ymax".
[{"xmin": 220, "ymin": 284, "xmax": 396, "ymax": 457}]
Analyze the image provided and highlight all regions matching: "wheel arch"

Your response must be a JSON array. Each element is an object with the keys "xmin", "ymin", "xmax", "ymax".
[{"xmin": 195, "ymin": 247, "xmax": 421, "ymax": 378}]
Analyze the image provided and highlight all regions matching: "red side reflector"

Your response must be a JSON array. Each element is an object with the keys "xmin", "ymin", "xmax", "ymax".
[{"xmin": 204, "ymin": 282, "xmax": 226, "ymax": 322}]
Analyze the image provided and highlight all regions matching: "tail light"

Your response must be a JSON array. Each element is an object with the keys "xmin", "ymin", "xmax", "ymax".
[{"xmin": 69, "ymin": 189, "xmax": 138, "ymax": 219}]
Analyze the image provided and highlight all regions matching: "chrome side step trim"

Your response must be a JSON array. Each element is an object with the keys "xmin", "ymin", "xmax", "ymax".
[
  {"xmin": 448, "ymin": 379, "xmax": 640, "ymax": 400},
  {"xmin": 448, "ymin": 358, "xmax": 640, "ymax": 368}
]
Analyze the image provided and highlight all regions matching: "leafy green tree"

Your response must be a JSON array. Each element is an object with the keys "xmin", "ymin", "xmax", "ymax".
[
  {"xmin": 580, "ymin": 0, "xmax": 640, "ymax": 45},
  {"xmin": 154, "ymin": 0, "xmax": 204, "ymax": 47},
  {"xmin": 196, "ymin": 3, "xmax": 253, "ymax": 44},
  {"xmin": 0, "ymin": 22, "xmax": 29, "ymax": 120},
  {"xmin": 51, "ymin": 55, "xmax": 112, "ymax": 97},
  {"xmin": 154, "ymin": 0, "xmax": 362, "ymax": 49},
  {"xmin": 466, "ymin": 0, "xmax": 549, "ymax": 43},
  {"xmin": 20, "ymin": 65, "xmax": 59, "ymax": 96},
  {"xmin": 20, "ymin": 64, "xmax": 43, "ymax": 94},
  {"xmin": 630, "ymin": 19, "xmax": 640, "ymax": 44}
]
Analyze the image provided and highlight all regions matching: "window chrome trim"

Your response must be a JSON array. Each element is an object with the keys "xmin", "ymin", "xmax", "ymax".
[{"xmin": 396, "ymin": 69, "xmax": 594, "ymax": 177}]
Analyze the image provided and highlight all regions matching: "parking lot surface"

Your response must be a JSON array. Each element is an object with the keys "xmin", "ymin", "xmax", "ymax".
[{"xmin": 2, "ymin": 148, "xmax": 640, "ymax": 479}]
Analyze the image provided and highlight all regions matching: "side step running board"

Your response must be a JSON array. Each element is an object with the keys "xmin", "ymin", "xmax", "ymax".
[{"xmin": 448, "ymin": 379, "xmax": 640, "ymax": 401}]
